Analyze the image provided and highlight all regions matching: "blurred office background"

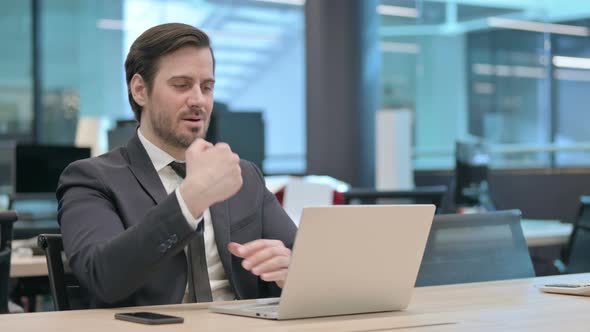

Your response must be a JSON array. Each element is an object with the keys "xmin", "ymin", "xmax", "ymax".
[
  {"xmin": 4, "ymin": 0, "xmax": 590, "ymax": 312},
  {"xmin": 2, "ymin": 0, "xmax": 590, "ymax": 218}
]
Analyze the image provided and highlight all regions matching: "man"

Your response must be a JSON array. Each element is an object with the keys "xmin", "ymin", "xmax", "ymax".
[{"xmin": 57, "ymin": 23, "xmax": 297, "ymax": 308}]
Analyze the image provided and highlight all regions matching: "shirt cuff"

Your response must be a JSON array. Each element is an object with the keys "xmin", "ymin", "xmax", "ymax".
[{"xmin": 175, "ymin": 188, "xmax": 203, "ymax": 230}]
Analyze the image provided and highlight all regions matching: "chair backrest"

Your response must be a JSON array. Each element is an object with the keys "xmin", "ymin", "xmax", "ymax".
[
  {"xmin": 0, "ymin": 211, "xmax": 18, "ymax": 314},
  {"xmin": 416, "ymin": 210, "xmax": 535, "ymax": 286},
  {"xmin": 343, "ymin": 186, "xmax": 448, "ymax": 213},
  {"xmin": 564, "ymin": 196, "xmax": 590, "ymax": 273},
  {"xmin": 282, "ymin": 180, "xmax": 334, "ymax": 226},
  {"xmin": 37, "ymin": 234, "xmax": 87, "ymax": 311}
]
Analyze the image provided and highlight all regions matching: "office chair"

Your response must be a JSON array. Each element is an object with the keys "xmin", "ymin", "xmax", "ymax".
[
  {"xmin": 416, "ymin": 210, "xmax": 535, "ymax": 286},
  {"xmin": 454, "ymin": 140, "xmax": 496, "ymax": 211},
  {"xmin": 37, "ymin": 234, "xmax": 87, "ymax": 311},
  {"xmin": 559, "ymin": 196, "xmax": 590, "ymax": 274},
  {"xmin": 342, "ymin": 185, "xmax": 448, "ymax": 213},
  {"xmin": 0, "ymin": 210, "xmax": 18, "ymax": 314}
]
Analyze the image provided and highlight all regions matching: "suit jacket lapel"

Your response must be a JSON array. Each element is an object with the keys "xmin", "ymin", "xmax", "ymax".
[
  {"xmin": 125, "ymin": 133, "xmax": 240, "ymax": 297},
  {"xmin": 125, "ymin": 133, "xmax": 168, "ymax": 204}
]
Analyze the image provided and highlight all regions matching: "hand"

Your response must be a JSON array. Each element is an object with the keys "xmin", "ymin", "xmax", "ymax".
[
  {"xmin": 179, "ymin": 140, "xmax": 243, "ymax": 217},
  {"xmin": 228, "ymin": 240, "xmax": 291, "ymax": 288}
]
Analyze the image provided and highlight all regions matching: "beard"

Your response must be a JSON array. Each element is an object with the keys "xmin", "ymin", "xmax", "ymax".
[{"xmin": 151, "ymin": 108, "xmax": 209, "ymax": 149}]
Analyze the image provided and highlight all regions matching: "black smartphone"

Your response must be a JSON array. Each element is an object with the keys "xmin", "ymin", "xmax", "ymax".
[{"xmin": 114, "ymin": 312, "xmax": 184, "ymax": 325}]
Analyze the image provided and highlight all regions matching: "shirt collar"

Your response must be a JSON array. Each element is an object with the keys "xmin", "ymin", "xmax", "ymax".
[{"xmin": 137, "ymin": 128, "xmax": 178, "ymax": 172}]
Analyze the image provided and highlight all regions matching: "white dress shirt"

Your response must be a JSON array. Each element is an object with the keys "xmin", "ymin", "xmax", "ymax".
[{"xmin": 137, "ymin": 129, "xmax": 235, "ymax": 302}]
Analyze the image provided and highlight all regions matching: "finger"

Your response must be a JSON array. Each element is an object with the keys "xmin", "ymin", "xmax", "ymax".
[
  {"xmin": 192, "ymin": 138, "xmax": 213, "ymax": 151},
  {"xmin": 242, "ymin": 246, "xmax": 291, "ymax": 270},
  {"xmin": 214, "ymin": 142, "xmax": 232, "ymax": 152},
  {"xmin": 223, "ymin": 156, "xmax": 241, "ymax": 176},
  {"xmin": 250, "ymin": 256, "xmax": 290, "ymax": 276},
  {"xmin": 239, "ymin": 239, "xmax": 284, "ymax": 257},
  {"xmin": 260, "ymin": 269, "xmax": 289, "ymax": 283},
  {"xmin": 234, "ymin": 167, "xmax": 243, "ymax": 187},
  {"xmin": 231, "ymin": 152, "xmax": 240, "ymax": 165},
  {"xmin": 227, "ymin": 242, "xmax": 244, "ymax": 257}
]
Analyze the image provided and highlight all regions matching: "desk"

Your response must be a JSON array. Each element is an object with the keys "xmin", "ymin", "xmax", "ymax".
[
  {"xmin": 521, "ymin": 219, "xmax": 573, "ymax": 247},
  {"xmin": 343, "ymin": 186, "xmax": 448, "ymax": 207},
  {"xmin": 10, "ymin": 256, "xmax": 47, "ymax": 278},
  {"xmin": 2, "ymin": 273, "xmax": 590, "ymax": 331}
]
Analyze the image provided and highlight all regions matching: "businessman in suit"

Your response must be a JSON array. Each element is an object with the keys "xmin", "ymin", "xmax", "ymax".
[{"xmin": 57, "ymin": 23, "xmax": 297, "ymax": 308}]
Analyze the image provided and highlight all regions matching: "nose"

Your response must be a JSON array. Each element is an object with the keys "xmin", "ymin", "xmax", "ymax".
[{"xmin": 186, "ymin": 86, "xmax": 206, "ymax": 108}]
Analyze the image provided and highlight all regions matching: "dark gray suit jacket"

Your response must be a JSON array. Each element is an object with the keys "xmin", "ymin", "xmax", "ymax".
[{"xmin": 56, "ymin": 134, "xmax": 297, "ymax": 308}]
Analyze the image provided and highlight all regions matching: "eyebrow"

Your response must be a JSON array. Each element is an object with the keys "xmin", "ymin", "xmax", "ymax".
[{"xmin": 167, "ymin": 76, "xmax": 215, "ymax": 84}]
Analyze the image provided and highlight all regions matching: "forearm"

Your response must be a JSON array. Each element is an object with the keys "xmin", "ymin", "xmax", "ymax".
[
  {"xmin": 245, "ymin": 160, "xmax": 297, "ymax": 249},
  {"xmin": 259, "ymin": 183, "xmax": 297, "ymax": 249},
  {"xmin": 61, "ymin": 193, "xmax": 195, "ymax": 304}
]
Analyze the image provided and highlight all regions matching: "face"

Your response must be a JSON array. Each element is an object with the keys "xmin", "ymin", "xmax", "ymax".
[{"xmin": 134, "ymin": 46, "xmax": 215, "ymax": 153}]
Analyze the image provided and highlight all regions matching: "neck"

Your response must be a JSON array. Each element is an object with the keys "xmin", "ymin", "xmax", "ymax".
[{"xmin": 138, "ymin": 126, "xmax": 186, "ymax": 161}]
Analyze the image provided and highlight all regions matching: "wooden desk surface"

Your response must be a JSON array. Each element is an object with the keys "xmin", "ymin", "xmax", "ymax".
[{"xmin": 2, "ymin": 273, "xmax": 590, "ymax": 331}]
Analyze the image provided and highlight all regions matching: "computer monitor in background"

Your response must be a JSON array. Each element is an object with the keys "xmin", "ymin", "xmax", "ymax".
[
  {"xmin": 108, "ymin": 119, "xmax": 137, "ymax": 151},
  {"xmin": 13, "ymin": 144, "xmax": 91, "ymax": 199},
  {"xmin": 206, "ymin": 110, "xmax": 265, "ymax": 171}
]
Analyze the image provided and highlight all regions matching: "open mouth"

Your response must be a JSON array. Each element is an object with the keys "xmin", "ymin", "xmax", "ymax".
[
  {"xmin": 181, "ymin": 116, "xmax": 205, "ymax": 130},
  {"xmin": 182, "ymin": 115, "xmax": 204, "ymax": 123},
  {"xmin": 180, "ymin": 110, "xmax": 206, "ymax": 129},
  {"xmin": 183, "ymin": 118, "xmax": 202, "ymax": 123}
]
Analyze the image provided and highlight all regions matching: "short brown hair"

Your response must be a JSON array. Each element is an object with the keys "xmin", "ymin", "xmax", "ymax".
[{"xmin": 124, "ymin": 23, "xmax": 215, "ymax": 122}]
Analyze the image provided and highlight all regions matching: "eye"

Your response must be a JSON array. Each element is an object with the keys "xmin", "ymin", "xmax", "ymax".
[{"xmin": 174, "ymin": 84, "xmax": 189, "ymax": 89}]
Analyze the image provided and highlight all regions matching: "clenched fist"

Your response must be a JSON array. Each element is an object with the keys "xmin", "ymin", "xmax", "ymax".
[{"xmin": 179, "ymin": 139, "xmax": 243, "ymax": 217}]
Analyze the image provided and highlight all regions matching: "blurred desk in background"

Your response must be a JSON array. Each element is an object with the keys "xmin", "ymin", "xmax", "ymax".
[
  {"xmin": 522, "ymin": 219, "xmax": 573, "ymax": 276},
  {"xmin": 10, "ymin": 255, "xmax": 51, "ymax": 312},
  {"xmin": 343, "ymin": 186, "xmax": 448, "ymax": 211},
  {"xmin": 7, "ymin": 219, "xmax": 572, "ymax": 278},
  {"xmin": 10, "ymin": 256, "xmax": 47, "ymax": 278},
  {"xmin": 521, "ymin": 219, "xmax": 573, "ymax": 248}
]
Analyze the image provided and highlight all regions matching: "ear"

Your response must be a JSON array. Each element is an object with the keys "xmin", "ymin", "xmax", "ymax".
[{"xmin": 130, "ymin": 73, "xmax": 148, "ymax": 107}]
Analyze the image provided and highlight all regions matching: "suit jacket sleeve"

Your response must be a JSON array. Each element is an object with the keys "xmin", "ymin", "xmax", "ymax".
[
  {"xmin": 57, "ymin": 159, "xmax": 196, "ymax": 304},
  {"xmin": 249, "ymin": 161, "xmax": 298, "ymax": 297}
]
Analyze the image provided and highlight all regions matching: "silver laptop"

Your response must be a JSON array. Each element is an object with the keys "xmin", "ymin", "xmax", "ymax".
[{"xmin": 209, "ymin": 204, "xmax": 435, "ymax": 320}]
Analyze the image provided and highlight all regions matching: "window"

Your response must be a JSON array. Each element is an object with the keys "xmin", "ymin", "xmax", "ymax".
[
  {"xmin": 379, "ymin": 0, "xmax": 590, "ymax": 170},
  {"xmin": 124, "ymin": 0, "xmax": 306, "ymax": 174},
  {"xmin": 23, "ymin": 0, "xmax": 305, "ymax": 174},
  {"xmin": 0, "ymin": 1, "xmax": 33, "ymax": 142}
]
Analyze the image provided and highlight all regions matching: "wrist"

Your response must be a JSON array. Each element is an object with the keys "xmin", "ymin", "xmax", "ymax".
[{"xmin": 179, "ymin": 181, "xmax": 210, "ymax": 218}]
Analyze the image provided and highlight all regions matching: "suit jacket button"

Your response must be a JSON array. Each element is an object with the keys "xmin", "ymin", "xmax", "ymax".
[{"xmin": 159, "ymin": 243, "xmax": 167, "ymax": 253}]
